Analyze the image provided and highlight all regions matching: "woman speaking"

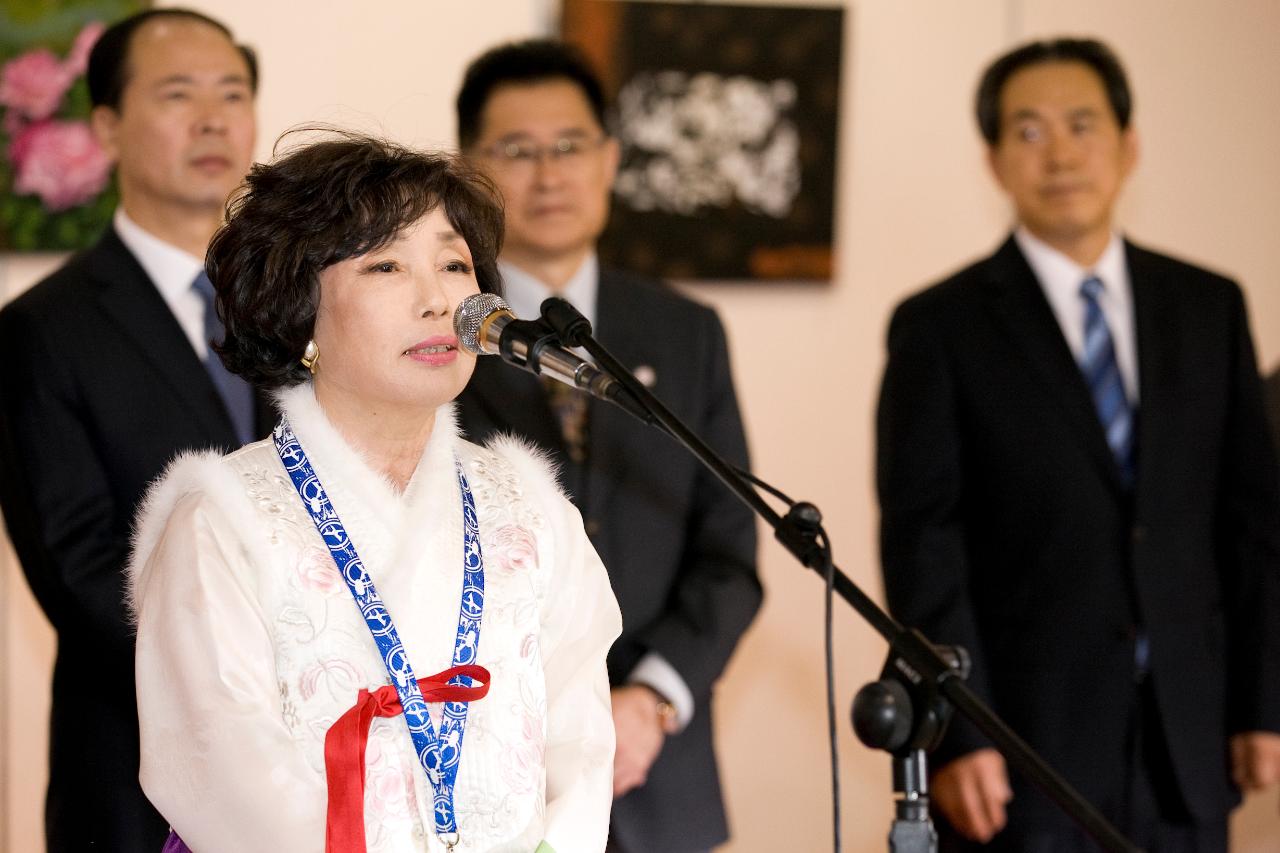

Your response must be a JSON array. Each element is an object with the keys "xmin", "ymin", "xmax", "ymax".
[{"xmin": 128, "ymin": 133, "xmax": 621, "ymax": 852}]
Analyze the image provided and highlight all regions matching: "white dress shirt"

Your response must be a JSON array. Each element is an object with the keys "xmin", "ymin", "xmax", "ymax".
[
  {"xmin": 499, "ymin": 254, "xmax": 599, "ymax": 334},
  {"xmin": 1015, "ymin": 227, "xmax": 1140, "ymax": 403},
  {"xmin": 113, "ymin": 207, "xmax": 209, "ymax": 359},
  {"xmin": 496, "ymin": 253, "xmax": 696, "ymax": 731}
]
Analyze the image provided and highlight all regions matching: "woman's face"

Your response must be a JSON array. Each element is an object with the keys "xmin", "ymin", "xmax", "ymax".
[{"xmin": 310, "ymin": 207, "xmax": 481, "ymax": 418}]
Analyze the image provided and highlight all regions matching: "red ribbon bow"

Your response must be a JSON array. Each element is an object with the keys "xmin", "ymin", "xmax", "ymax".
[{"xmin": 324, "ymin": 665, "xmax": 491, "ymax": 853}]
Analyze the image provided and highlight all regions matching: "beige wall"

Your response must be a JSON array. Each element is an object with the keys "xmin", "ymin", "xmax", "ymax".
[{"xmin": 3, "ymin": 1, "xmax": 1278, "ymax": 850}]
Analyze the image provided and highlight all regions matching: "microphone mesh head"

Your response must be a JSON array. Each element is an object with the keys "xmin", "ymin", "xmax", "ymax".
[{"xmin": 454, "ymin": 292, "xmax": 509, "ymax": 354}]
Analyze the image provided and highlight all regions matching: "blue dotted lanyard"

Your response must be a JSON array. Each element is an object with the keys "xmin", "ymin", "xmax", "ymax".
[{"xmin": 274, "ymin": 420, "xmax": 485, "ymax": 841}]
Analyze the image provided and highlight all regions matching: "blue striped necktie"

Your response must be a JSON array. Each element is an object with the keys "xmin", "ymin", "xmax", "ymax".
[
  {"xmin": 192, "ymin": 271, "xmax": 255, "ymax": 446},
  {"xmin": 1079, "ymin": 276, "xmax": 1134, "ymax": 485}
]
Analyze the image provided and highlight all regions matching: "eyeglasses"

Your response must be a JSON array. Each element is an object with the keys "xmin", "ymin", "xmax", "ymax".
[{"xmin": 477, "ymin": 135, "xmax": 607, "ymax": 170}]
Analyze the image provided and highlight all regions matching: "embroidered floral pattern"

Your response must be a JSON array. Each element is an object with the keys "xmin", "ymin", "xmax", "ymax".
[
  {"xmin": 490, "ymin": 524, "xmax": 539, "ymax": 575},
  {"xmin": 501, "ymin": 712, "xmax": 547, "ymax": 795},
  {"xmin": 467, "ymin": 450, "xmax": 547, "ymax": 534},
  {"xmin": 295, "ymin": 546, "xmax": 345, "ymax": 596},
  {"xmin": 299, "ymin": 658, "xmax": 364, "ymax": 703},
  {"xmin": 278, "ymin": 679, "xmax": 301, "ymax": 730},
  {"xmin": 363, "ymin": 729, "xmax": 419, "ymax": 829},
  {"xmin": 223, "ymin": 437, "xmax": 553, "ymax": 851}
]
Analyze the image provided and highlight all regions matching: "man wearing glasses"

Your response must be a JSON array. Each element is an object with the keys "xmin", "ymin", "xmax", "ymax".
[{"xmin": 454, "ymin": 40, "xmax": 761, "ymax": 853}]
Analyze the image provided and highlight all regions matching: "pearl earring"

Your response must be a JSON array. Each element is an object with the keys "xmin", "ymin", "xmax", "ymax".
[{"xmin": 301, "ymin": 340, "xmax": 319, "ymax": 374}]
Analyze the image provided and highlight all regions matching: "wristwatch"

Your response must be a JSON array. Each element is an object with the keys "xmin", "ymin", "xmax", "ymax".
[
  {"xmin": 638, "ymin": 684, "xmax": 679, "ymax": 735},
  {"xmin": 655, "ymin": 697, "xmax": 678, "ymax": 734}
]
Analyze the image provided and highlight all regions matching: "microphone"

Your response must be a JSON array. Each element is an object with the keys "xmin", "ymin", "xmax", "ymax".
[{"xmin": 453, "ymin": 293, "xmax": 651, "ymax": 421}]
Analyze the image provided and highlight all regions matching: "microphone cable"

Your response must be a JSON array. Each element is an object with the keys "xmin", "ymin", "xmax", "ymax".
[{"xmin": 735, "ymin": 469, "xmax": 841, "ymax": 853}]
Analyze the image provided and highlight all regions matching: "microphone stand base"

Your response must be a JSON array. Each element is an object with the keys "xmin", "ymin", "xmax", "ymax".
[{"xmin": 889, "ymin": 813, "xmax": 937, "ymax": 853}]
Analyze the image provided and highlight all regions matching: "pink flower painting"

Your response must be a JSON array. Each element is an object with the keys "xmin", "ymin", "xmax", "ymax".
[
  {"xmin": 1, "ymin": 18, "xmax": 115, "ymax": 251},
  {"xmin": 11, "ymin": 120, "xmax": 111, "ymax": 211},
  {"xmin": 0, "ymin": 50, "xmax": 73, "ymax": 122},
  {"xmin": 66, "ymin": 22, "xmax": 107, "ymax": 78}
]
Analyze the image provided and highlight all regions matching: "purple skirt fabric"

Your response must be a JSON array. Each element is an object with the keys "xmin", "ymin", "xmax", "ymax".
[{"xmin": 162, "ymin": 830, "xmax": 193, "ymax": 853}]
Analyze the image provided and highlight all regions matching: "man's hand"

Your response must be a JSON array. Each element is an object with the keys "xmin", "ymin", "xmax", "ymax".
[
  {"xmin": 931, "ymin": 748, "xmax": 1013, "ymax": 843},
  {"xmin": 1230, "ymin": 731, "xmax": 1280, "ymax": 809},
  {"xmin": 611, "ymin": 685, "xmax": 668, "ymax": 797}
]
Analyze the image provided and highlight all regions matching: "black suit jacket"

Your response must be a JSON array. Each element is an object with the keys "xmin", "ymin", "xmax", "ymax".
[
  {"xmin": 876, "ymin": 236, "xmax": 1280, "ymax": 834},
  {"xmin": 0, "ymin": 226, "xmax": 273, "ymax": 852},
  {"xmin": 456, "ymin": 267, "xmax": 761, "ymax": 852},
  {"xmin": 1264, "ymin": 366, "xmax": 1280, "ymax": 453}
]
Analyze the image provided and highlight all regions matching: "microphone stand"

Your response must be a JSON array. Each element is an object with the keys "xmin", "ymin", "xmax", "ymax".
[{"xmin": 536, "ymin": 297, "xmax": 1143, "ymax": 853}]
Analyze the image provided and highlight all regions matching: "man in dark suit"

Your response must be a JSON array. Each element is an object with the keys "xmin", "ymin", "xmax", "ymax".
[
  {"xmin": 0, "ymin": 10, "xmax": 264, "ymax": 850},
  {"xmin": 1264, "ymin": 366, "xmax": 1280, "ymax": 453},
  {"xmin": 876, "ymin": 38, "xmax": 1280, "ymax": 852},
  {"xmin": 453, "ymin": 40, "xmax": 762, "ymax": 853}
]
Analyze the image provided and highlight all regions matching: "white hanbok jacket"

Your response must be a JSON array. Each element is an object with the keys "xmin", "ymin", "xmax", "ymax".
[{"xmin": 129, "ymin": 384, "xmax": 621, "ymax": 853}]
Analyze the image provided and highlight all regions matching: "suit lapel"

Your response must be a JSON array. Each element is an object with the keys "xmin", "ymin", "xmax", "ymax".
[
  {"xmin": 1127, "ymin": 242, "xmax": 1170, "ymax": 492},
  {"xmin": 465, "ymin": 271, "xmax": 650, "ymax": 517},
  {"xmin": 983, "ymin": 236, "xmax": 1126, "ymax": 492},
  {"xmin": 90, "ymin": 228, "xmax": 238, "ymax": 446},
  {"xmin": 583, "ymin": 272, "xmax": 647, "ymax": 520}
]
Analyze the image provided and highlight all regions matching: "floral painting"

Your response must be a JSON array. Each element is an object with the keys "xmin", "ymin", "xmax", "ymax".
[
  {"xmin": 1, "ymin": 0, "xmax": 146, "ymax": 251},
  {"xmin": 563, "ymin": 0, "xmax": 844, "ymax": 282}
]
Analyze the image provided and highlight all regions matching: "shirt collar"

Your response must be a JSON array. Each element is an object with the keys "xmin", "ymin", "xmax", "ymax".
[
  {"xmin": 1014, "ymin": 226, "xmax": 1126, "ymax": 295},
  {"xmin": 113, "ymin": 207, "xmax": 206, "ymax": 299},
  {"xmin": 498, "ymin": 253, "xmax": 599, "ymax": 329},
  {"xmin": 1093, "ymin": 234, "xmax": 1127, "ymax": 294}
]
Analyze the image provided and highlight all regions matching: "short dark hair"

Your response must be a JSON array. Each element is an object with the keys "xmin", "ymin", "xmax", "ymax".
[
  {"xmin": 88, "ymin": 8, "xmax": 259, "ymax": 110},
  {"xmin": 456, "ymin": 39, "xmax": 607, "ymax": 148},
  {"xmin": 208, "ymin": 131, "xmax": 505, "ymax": 389},
  {"xmin": 975, "ymin": 38, "xmax": 1132, "ymax": 145}
]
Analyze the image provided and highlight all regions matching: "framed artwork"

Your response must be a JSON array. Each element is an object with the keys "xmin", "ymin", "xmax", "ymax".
[
  {"xmin": 0, "ymin": 0, "xmax": 146, "ymax": 251},
  {"xmin": 563, "ymin": 0, "xmax": 844, "ymax": 282}
]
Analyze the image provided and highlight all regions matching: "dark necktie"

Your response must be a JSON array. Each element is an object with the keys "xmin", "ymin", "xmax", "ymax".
[
  {"xmin": 541, "ymin": 376, "xmax": 590, "ymax": 464},
  {"xmin": 1079, "ymin": 276, "xmax": 1134, "ymax": 485},
  {"xmin": 192, "ymin": 270, "xmax": 255, "ymax": 446}
]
